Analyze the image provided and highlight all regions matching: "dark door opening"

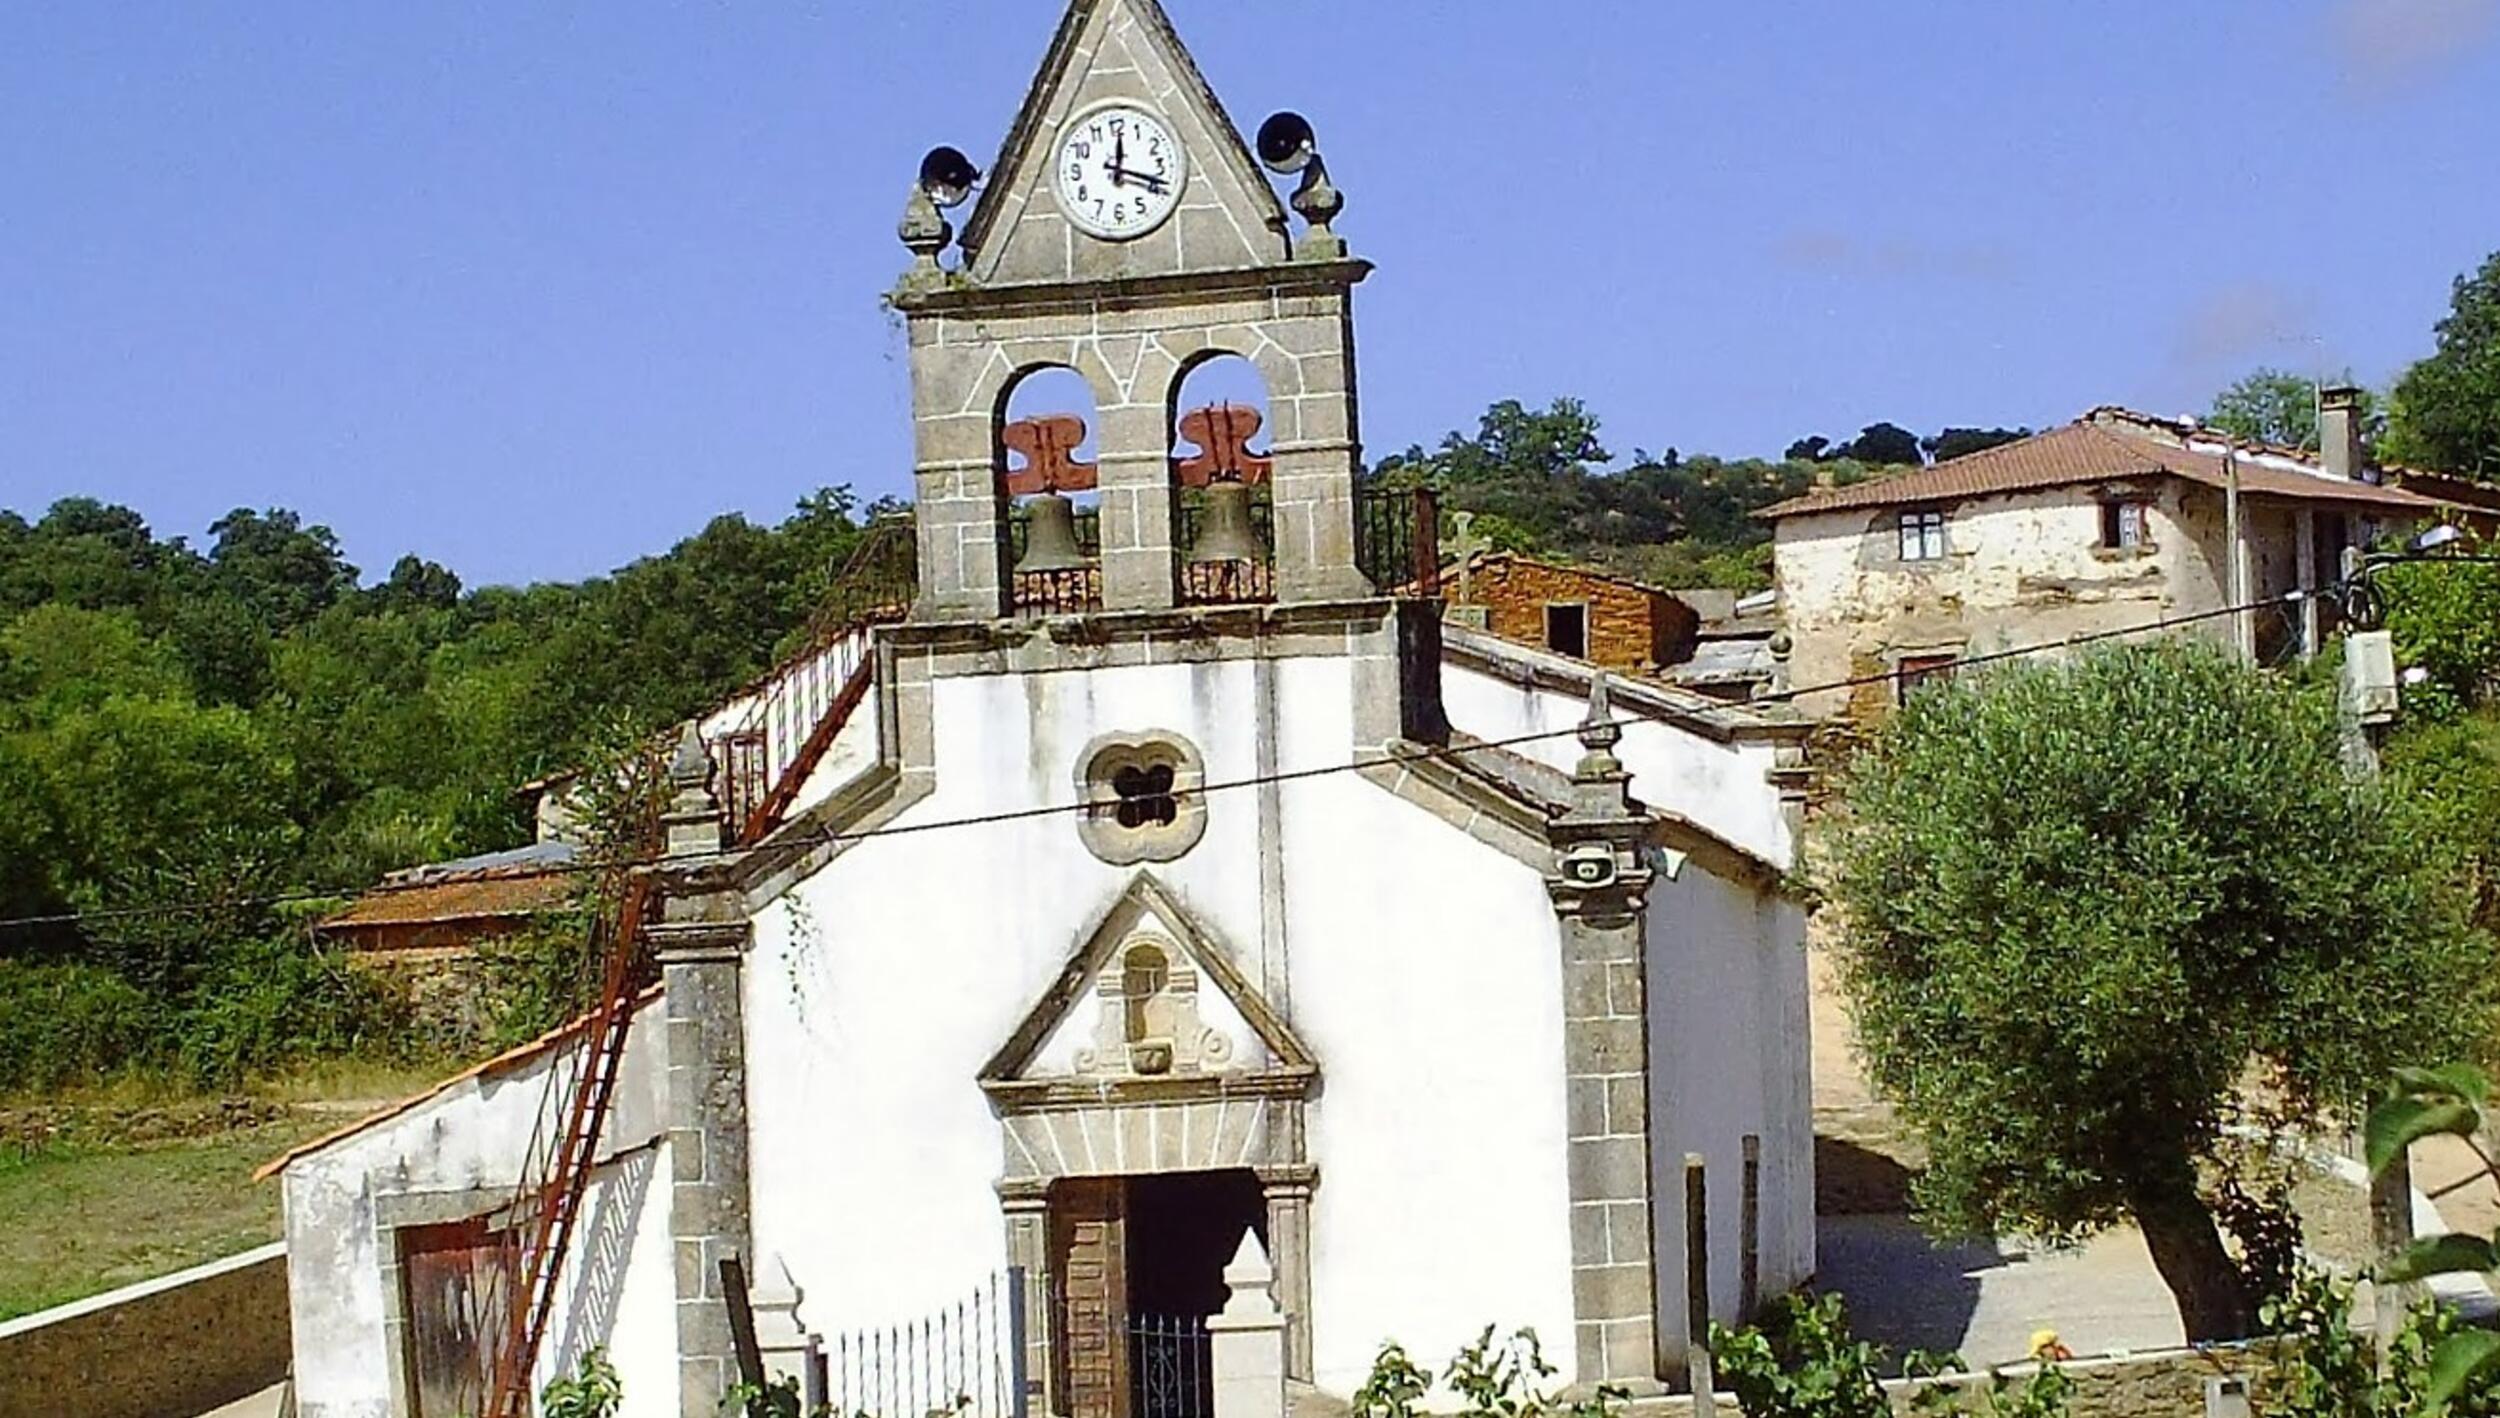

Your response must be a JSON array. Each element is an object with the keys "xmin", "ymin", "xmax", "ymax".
[
  {"xmin": 1050, "ymin": 1169, "xmax": 1266, "ymax": 1418},
  {"xmin": 1544, "ymin": 602, "xmax": 1590, "ymax": 660}
]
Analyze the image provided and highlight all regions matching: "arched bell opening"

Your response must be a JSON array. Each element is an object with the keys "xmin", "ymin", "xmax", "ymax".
[
  {"xmin": 1168, "ymin": 353, "xmax": 1276, "ymax": 607},
  {"xmin": 999, "ymin": 364, "xmax": 1106, "ymax": 616}
]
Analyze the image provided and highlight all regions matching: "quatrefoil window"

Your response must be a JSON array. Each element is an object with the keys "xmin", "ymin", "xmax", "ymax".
[
  {"xmin": 1112, "ymin": 764, "xmax": 1179, "ymax": 829},
  {"xmin": 1076, "ymin": 732, "xmax": 1207, "ymax": 866}
]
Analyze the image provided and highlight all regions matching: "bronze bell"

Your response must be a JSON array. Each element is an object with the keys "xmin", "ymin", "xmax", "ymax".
[
  {"xmin": 1015, "ymin": 492, "xmax": 1088, "ymax": 574},
  {"xmin": 1188, "ymin": 482, "xmax": 1264, "ymax": 565}
]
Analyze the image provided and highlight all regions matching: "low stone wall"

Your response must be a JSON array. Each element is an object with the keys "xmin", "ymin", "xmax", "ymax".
[
  {"xmin": 0, "ymin": 1241, "xmax": 289, "ymax": 1418},
  {"xmin": 1619, "ymin": 1347, "xmax": 2258, "ymax": 1418}
]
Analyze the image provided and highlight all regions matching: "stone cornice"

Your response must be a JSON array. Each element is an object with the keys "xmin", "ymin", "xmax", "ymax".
[
  {"xmin": 980, "ymin": 1066, "xmax": 1317, "ymax": 1112},
  {"xmin": 891, "ymin": 260, "xmax": 1372, "ymax": 320},
  {"xmin": 646, "ymin": 919, "xmax": 752, "ymax": 965},
  {"xmin": 1439, "ymin": 625, "xmax": 1811, "ymax": 746}
]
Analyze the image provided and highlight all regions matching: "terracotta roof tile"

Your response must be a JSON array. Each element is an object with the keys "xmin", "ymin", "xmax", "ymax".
[
  {"xmin": 1760, "ymin": 418, "xmax": 2450, "ymax": 520},
  {"xmin": 317, "ymin": 868, "xmax": 574, "ymax": 932}
]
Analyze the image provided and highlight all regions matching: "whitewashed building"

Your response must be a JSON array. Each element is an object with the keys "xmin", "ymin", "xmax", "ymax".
[{"xmin": 272, "ymin": 4, "xmax": 1815, "ymax": 1415}]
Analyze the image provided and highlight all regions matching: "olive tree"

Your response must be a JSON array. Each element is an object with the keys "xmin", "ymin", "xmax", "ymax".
[{"xmin": 1824, "ymin": 642, "xmax": 2496, "ymax": 1341}]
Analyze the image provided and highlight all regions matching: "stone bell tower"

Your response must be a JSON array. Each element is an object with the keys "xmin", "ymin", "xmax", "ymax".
[{"xmin": 892, "ymin": 0, "xmax": 1371, "ymax": 620}]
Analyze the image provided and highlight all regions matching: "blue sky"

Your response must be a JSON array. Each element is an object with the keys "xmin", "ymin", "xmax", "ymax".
[{"xmin": 5, "ymin": 1, "xmax": 2498, "ymax": 587}]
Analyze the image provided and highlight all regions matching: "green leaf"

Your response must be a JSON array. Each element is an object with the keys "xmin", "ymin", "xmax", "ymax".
[
  {"xmin": 2376, "ymin": 1232, "xmax": 2500, "ymax": 1282},
  {"xmin": 2365, "ymin": 1096, "xmax": 2484, "ymax": 1176},
  {"xmin": 2424, "ymin": 1330, "xmax": 2500, "ymax": 1411},
  {"xmin": 2394, "ymin": 1063, "xmax": 2493, "ymax": 1107}
]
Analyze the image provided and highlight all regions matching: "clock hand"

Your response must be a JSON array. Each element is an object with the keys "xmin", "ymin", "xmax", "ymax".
[
  {"xmin": 1114, "ymin": 131, "xmax": 1127, "ymax": 175},
  {"xmin": 1108, "ymin": 166, "xmax": 1168, "ymax": 195}
]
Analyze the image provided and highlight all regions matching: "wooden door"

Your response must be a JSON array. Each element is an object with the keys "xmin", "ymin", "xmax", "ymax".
[
  {"xmin": 399, "ymin": 1215, "xmax": 514, "ymax": 1418},
  {"xmin": 1052, "ymin": 1179, "xmax": 1129, "ymax": 1418}
]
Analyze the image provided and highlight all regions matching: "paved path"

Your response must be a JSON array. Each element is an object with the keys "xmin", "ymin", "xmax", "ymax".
[{"xmin": 1816, "ymin": 1214, "xmax": 2186, "ymax": 1368}]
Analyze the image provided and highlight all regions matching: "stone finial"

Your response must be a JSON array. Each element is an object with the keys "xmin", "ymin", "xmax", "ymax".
[
  {"xmin": 898, "ymin": 184, "xmax": 952, "ymax": 284},
  {"xmin": 1208, "ymin": 1228, "xmax": 1287, "ymax": 1418},
  {"xmin": 669, "ymin": 722, "xmax": 711, "ymax": 791},
  {"xmin": 1219, "ymin": 1230, "xmax": 1278, "ymax": 1318},
  {"xmin": 1289, "ymin": 159, "xmax": 1347, "ymax": 261},
  {"xmin": 663, "ymin": 723, "xmax": 725, "ymax": 858},
  {"xmin": 1576, "ymin": 673, "xmax": 1625, "ymax": 779}
]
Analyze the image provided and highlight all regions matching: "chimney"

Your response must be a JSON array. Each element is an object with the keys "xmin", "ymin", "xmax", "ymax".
[{"xmin": 2319, "ymin": 384, "xmax": 2365, "ymax": 481}]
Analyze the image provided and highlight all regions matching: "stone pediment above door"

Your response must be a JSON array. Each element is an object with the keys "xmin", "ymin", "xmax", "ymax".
[{"xmin": 980, "ymin": 872, "xmax": 1313, "ymax": 1109}]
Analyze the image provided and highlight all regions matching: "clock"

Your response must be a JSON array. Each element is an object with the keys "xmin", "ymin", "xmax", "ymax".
[{"xmin": 1052, "ymin": 101, "xmax": 1187, "ymax": 241}]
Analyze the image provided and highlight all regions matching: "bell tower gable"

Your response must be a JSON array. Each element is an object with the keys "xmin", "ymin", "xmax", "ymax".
[{"xmin": 960, "ymin": 0, "xmax": 1292, "ymax": 286}]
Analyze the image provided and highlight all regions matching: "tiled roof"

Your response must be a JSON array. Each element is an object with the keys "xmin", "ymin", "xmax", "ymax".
[
  {"xmin": 317, "ymin": 867, "xmax": 574, "ymax": 932},
  {"xmin": 1759, "ymin": 417, "xmax": 2450, "ymax": 520}
]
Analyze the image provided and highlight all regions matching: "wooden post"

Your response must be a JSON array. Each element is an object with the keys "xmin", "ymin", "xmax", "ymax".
[
  {"xmin": 720, "ymin": 1256, "xmax": 767, "ymax": 1389},
  {"xmin": 1684, "ymin": 1154, "xmax": 1713, "ymax": 1401},
  {"xmin": 1740, "ymin": 1135, "xmax": 1762, "ymax": 1323}
]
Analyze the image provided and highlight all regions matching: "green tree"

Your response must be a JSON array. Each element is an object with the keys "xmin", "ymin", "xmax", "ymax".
[
  {"xmin": 208, "ymin": 507, "xmax": 357, "ymax": 633},
  {"xmin": 372, "ymin": 553, "xmax": 463, "ymax": 614},
  {"xmin": 2206, "ymin": 368, "xmax": 2383, "ymax": 452},
  {"xmin": 1922, "ymin": 427, "xmax": 2031, "ymax": 463},
  {"xmin": 1825, "ymin": 642, "xmax": 2496, "ymax": 1341},
  {"xmin": 2387, "ymin": 250, "xmax": 2500, "ymax": 481}
]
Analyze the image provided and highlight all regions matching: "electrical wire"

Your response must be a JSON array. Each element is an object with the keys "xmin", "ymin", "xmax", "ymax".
[{"xmin": 0, "ymin": 584, "xmax": 2327, "ymax": 935}]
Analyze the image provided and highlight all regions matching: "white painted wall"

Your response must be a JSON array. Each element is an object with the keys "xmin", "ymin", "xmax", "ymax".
[
  {"xmin": 743, "ymin": 651, "xmax": 1580, "ymax": 1393},
  {"xmin": 1645, "ymin": 870, "xmax": 1813, "ymax": 1370},
  {"xmin": 280, "ymin": 1006, "xmax": 674, "ymax": 1418},
  {"xmin": 1771, "ymin": 483, "xmax": 2217, "ymax": 719},
  {"xmin": 1440, "ymin": 659, "xmax": 1793, "ymax": 870},
  {"xmin": 1271, "ymin": 656, "xmax": 1577, "ymax": 1396}
]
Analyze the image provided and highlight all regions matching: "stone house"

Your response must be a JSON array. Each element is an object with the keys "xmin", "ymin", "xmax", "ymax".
[
  {"xmin": 1444, "ymin": 551, "xmax": 1701, "ymax": 673},
  {"xmin": 269, "ymin": 5, "xmax": 1818, "ymax": 1416},
  {"xmin": 1759, "ymin": 396, "xmax": 2452, "ymax": 724}
]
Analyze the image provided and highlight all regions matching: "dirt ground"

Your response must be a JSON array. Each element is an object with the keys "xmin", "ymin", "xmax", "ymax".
[{"xmin": 1801, "ymin": 931, "xmax": 2494, "ymax": 1366}]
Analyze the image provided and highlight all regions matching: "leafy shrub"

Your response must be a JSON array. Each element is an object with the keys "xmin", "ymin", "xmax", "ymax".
[
  {"xmin": 2259, "ymin": 1268, "xmax": 2500, "ymax": 1418},
  {"xmin": 1713, "ymin": 1294, "xmax": 1892, "ymax": 1418},
  {"xmin": 0, "ymin": 958, "xmax": 161, "ymax": 1092},
  {"xmin": 1716, "ymin": 1293, "xmax": 2073, "ymax": 1418},
  {"xmin": 1350, "ymin": 1327, "xmax": 1624, "ymax": 1418},
  {"xmin": 543, "ymin": 1347, "xmax": 623, "ymax": 1418},
  {"xmin": 176, "ymin": 932, "xmax": 407, "ymax": 1088}
]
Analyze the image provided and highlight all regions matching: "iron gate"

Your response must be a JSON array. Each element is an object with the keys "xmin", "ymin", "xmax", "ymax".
[{"xmin": 1125, "ymin": 1314, "xmax": 1211, "ymax": 1418}]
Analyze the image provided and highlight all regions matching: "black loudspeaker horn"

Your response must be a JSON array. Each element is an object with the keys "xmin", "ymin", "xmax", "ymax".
[
  {"xmin": 919, "ymin": 146, "xmax": 981, "ymax": 209},
  {"xmin": 1256, "ymin": 112, "xmax": 1317, "ymax": 174}
]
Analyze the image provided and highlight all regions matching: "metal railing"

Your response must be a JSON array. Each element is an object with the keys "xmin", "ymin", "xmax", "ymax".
[
  {"xmin": 1355, "ymin": 486, "xmax": 1441, "ymax": 598},
  {"xmin": 819, "ymin": 1269, "xmax": 1031, "ymax": 1418}
]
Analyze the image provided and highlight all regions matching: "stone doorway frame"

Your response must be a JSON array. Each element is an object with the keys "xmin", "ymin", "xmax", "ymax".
[{"xmin": 979, "ymin": 875, "xmax": 1320, "ymax": 1410}]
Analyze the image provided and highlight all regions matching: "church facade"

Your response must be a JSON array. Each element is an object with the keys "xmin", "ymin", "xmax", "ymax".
[{"xmin": 274, "ymin": 4, "xmax": 1815, "ymax": 1415}]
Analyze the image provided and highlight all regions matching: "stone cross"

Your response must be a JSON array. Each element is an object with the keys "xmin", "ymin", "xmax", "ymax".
[{"xmin": 1448, "ymin": 510, "xmax": 1489, "ymax": 604}]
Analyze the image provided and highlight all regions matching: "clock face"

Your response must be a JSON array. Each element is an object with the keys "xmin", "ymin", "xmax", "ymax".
[{"xmin": 1052, "ymin": 103, "xmax": 1187, "ymax": 241}]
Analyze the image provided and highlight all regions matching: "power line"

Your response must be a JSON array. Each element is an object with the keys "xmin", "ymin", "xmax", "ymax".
[{"xmin": 0, "ymin": 585, "xmax": 2325, "ymax": 936}]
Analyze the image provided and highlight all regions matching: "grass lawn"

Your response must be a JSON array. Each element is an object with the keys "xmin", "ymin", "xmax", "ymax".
[
  {"xmin": 0, "ymin": 1060, "xmax": 454, "ymax": 1323},
  {"xmin": 0, "ymin": 1117, "xmax": 332, "ymax": 1322}
]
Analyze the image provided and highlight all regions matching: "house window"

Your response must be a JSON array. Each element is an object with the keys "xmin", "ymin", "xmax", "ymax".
[
  {"xmin": 1544, "ymin": 603, "xmax": 1590, "ymax": 659},
  {"xmin": 1896, "ymin": 653, "xmax": 1959, "ymax": 704},
  {"xmin": 2099, "ymin": 500, "xmax": 2150, "ymax": 551},
  {"xmin": 1898, "ymin": 510, "xmax": 1948, "ymax": 562}
]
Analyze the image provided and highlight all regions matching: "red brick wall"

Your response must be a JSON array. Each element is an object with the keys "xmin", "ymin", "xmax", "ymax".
[{"xmin": 1459, "ymin": 558, "xmax": 1697, "ymax": 671}]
